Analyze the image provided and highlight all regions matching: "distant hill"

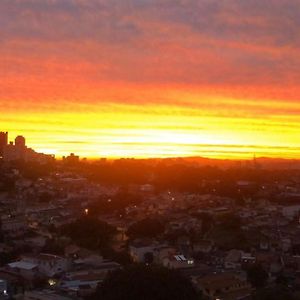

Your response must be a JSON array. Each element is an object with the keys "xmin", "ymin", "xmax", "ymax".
[{"xmin": 108, "ymin": 156, "xmax": 300, "ymax": 170}]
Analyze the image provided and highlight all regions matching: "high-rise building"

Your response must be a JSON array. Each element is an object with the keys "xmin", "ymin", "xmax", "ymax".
[
  {"xmin": 1, "ymin": 131, "xmax": 55, "ymax": 163},
  {"xmin": 0, "ymin": 131, "xmax": 8, "ymax": 157},
  {"xmin": 15, "ymin": 135, "xmax": 26, "ymax": 149}
]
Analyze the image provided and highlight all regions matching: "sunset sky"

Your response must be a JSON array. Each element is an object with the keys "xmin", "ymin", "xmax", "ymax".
[{"xmin": 1, "ymin": 0, "xmax": 300, "ymax": 159}]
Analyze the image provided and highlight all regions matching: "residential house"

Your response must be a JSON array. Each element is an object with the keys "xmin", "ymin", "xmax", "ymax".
[
  {"xmin": 24, "ymin": 289, "xmax": 75, "ymax": 300},
  {"xmin": 129, "ymin": 240, "xmax": 157, "ymax": 263},
  {"xmin": 21, "ymin": 254, "xmax": 71, "ymax": 277},
  {"xmin": 194, "ymin": 272, "xmax": 252, "ymax": 300},
  {"xmin": 162, "ymin": 254, "xmax": 194, "ymax": 270}
]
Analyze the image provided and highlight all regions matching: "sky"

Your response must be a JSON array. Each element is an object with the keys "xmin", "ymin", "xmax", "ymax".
[{"xmin": 1, "ymin": 0, "xmax": 300, "ymax": 159}]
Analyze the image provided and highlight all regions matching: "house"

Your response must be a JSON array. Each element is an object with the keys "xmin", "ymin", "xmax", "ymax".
[
  {"xmin": 21, "ymin": 254, "xmax": 71, "ymax": 277},
  {"xmin": 241, "ymin": 253, "xmax": 256, "ymax": 267},
  {"xmin": 0, "ymin": 279, "xmax": 8, "ymax": 298},
  {"xmin": 167, "ymin": 220, "xmax": 184, "ymax": 231},
  {"xmin": 225, "ymin": 250, "xmax": 242, "ymax": 270},
  {"xmin": 129, "ymin": 240, "xmax": 157, "ymax": 263},
  {"xmin": 0, "ymin": 271, "xmax": 24, "ymax": 298},
  {"xmin": 1, "ymin": 216, "xmax": 27, "ymax": 236},
  {"xmin": 193, "ymin": 240, "xmax": 214, "ymax": 254},
  {"xmin": 194, "ymin": 272, "xmax": 252, "ymax": 300},
  {"xmin": 282, "ymin": 205, "xmax": 300, "ymax": 220},
  {"xmin": 162, "ymin": 254, "xmax": 194, "ymax": 270},
  {"xmin": 255, "ymin": 252, "xmax": 282, "ymax": 275},
  {"xmin": 64, "ymin": 245, "xmax": 82, "ymax": 258},
  {"xmin": 64, "ymin": 245, "xmax": 102, "ymax": 265},
  {"xmin": 0, "ymin": 243, "xmax": 13, "ymax": 254},
  {"xmin": 58, "ymin": 262, "xmax": 120, "ymax": 297},
  {"xmin": 58, "ymin": 276, "xmax": 100, "ymax": 298},
  {"xmin": 7, "ymin": 261, "xmax": 39, "ymax": 281},
  {"xmin": 64, "ymin": 261, "xmax": 120, "ymax": 282},
  {"xmin": 74, "ymin": 254, "xmax": 104, "ymax": 267},
  {"xmin": 281, "ymin": 238, "xmax": 292, "ymax": 252},
  {"xmin": 24, "ymin": 235, "xmax": 47, "ymax": 248},
  {"xmin": 24, "ymin": 289, "xmax": 75, "ymax": 300},
  {"xmin": 259, "ymin": 237, "xmax": 269, "ymax": 250},
  {"xmin": 153, "ymin": 246, "xmax": 177, "ymax": 265}
]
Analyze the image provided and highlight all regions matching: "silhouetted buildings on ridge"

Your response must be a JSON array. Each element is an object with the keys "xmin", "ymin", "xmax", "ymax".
[
  {"xmin": 0, "ymin": 131, "xmax": 55, "ymax": 163},
  {"xmin": 0, "ymin": 131, "xmax": 82, "ymax": 164},
  {"xmin": 0, "ymin": 131, "xmax": 8, "ymax": 157},
  {"xmin": 62, "ymin": 153, "xmax": 80, "ymax": 164}
]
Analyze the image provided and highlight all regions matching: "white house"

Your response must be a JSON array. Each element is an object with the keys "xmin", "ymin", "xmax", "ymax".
[
  {"xmin": 162, "ymin": 254, "xmax": 194, "ymax": 270},
  {"xmin": 129, "ymin": 240, "xmax": 157, "ymax": 263},
  {"xmin": 7, "ymin": 261, "xmax": 39, "ymax": 280}
]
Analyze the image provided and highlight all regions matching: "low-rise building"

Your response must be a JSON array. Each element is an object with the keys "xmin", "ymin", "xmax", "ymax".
[
  {"xmin": 162, "ymin": 254, "xmax": 194, "ymax": 270},
  {"xmin": 129, "ymin": 240, "xmax": 157, "ymax": 263},
  {"xmin": 6, "ymin": 261, "xmax": 39, "ymax": 281},
  {"xmin": 194, "ymin": 272, "xmax": 252, "ymax": 300},
  {"xmin": 24, "ymin": 289, "xmax": 75, "ymax": 300},
  {"xmin": 22, "ymin": 254, "xmax": 71, "ymax": 277}
]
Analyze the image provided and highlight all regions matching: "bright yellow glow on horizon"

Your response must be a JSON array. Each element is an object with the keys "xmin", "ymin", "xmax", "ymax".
[{"xmin": 1, "ymin": 89, "xmax": 300, "ymax": 160}]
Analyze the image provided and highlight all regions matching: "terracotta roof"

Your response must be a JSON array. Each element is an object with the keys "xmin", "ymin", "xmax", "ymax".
[{"xmin": 197, "ymin": 273, "xmax": 245, "ymax": 290}]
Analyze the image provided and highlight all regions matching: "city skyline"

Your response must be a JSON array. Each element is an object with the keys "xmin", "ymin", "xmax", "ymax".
[
  {"xmin": 1, "ymin": 130, "xmax": 300, "ymax": 166},
  {"xmin": 1, "ymin": 1, "xmax": 300, "ymax": 159}
]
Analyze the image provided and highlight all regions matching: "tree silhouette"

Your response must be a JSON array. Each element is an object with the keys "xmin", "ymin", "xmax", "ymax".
[
  {"xmin": 127, "ymin": 218, "xmax": 165, "ymax": 239},
  {"xmin": 253, "ymin": 286, "xmax": 299, "ymax": 300},
  {"xmin": 93, "ymin": 264, "xmax": 201, "ymax": 300},
  {"xmin": 247, "ymin": 264, "xmax": 268, "ymax": 288},
  {"xmin": 60, "ymin": 216, "xmax": 117, "ymax": 251}
]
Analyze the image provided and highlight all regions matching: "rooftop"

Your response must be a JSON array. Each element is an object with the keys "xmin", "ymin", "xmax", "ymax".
[{"xmin": 8, "ymin": 261, "xmax": 38, "ymax": 270}]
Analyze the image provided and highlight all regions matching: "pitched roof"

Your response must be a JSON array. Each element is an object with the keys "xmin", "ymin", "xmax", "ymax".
[{"xmin": 8, "ymin": 261, "xmax": 38, "ymax": 270}]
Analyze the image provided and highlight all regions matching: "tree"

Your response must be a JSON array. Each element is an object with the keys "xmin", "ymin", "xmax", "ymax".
[
  {"xmin": 0, "ymin": 252, "xmax": 16, "ymax": 267},
  {"xmin": 0, "ymin": 176, "xmax": 15, "ymax": 192},
  {"xmin": 88, "ymin": 191, "xmax": 142, "ymax": 215},
  {"xmin": 144, "ymin": 252, "xmax": 154, "ymax": 264},
  {"xmin": 276, "ymin": 273, "xmax": 289, "ymax": 286},
  {"xmin": 60, "ymin": 216, "xmax": 117, "ymax": 251},
  {"xmin": 42, "ymin": 238, "xmax": 64, "ymax": 256},
  {"xmin": 127, "ymin": 218, "xmax": 165, "ymax": 239},
  {"xmin": 192, "ymin": 212, "xmax": 214, "ymax": 235},
  {"xmin": 92, "ymin": 264, "xmax": 201, "ymax": 300},
  {"xmin": 253, "ymin": 286, "xmax": 299, "ymax": 300},
  {"xmin": 217, "ymin": 213, "xmax": 241, "ymax": 230},
  {"xmin": 247, "ymin": 264, "xmax": 268, "ymax": 289},
  {"xmin": 108, "ymin": 250, "xmax": 133, "ymax": 266}
]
